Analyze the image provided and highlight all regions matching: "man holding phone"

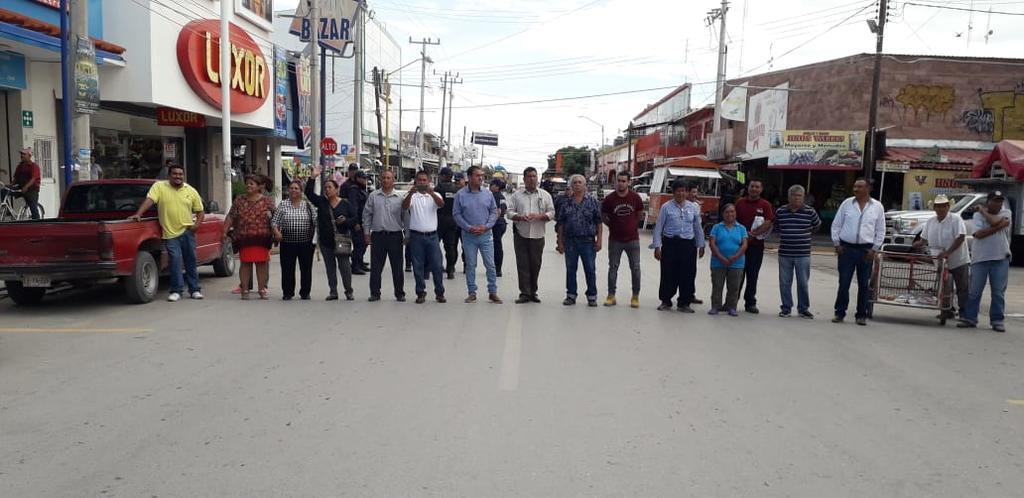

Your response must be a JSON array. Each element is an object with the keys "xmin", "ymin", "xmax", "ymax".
[{"xmin": 403, "ymin": 170, "xmax": 447, "ymax": 303}]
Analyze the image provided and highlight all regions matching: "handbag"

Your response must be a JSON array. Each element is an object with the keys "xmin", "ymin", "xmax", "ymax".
[{"xmin": 331, "ymin": 201, "xmax": 353, "ymax": 256}]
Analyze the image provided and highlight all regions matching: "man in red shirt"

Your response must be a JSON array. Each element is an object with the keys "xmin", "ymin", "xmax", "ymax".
[
  {"xmin": 13, "ymin": 148, "xmax": 42, "ymax": 219},
  {"xmin": 601, "ymin": 172, "xmax": 646, "ymax": 308},
  {"xmin": 734, "ymin": 179, "xmax": 774, "ymax": 313}
]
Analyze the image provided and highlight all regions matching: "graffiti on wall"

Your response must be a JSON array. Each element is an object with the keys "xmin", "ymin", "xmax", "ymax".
[
  {"xmin": 958, "ymin": 83, "xmax": 1024, "ymax": 141},
  {"xmin": 893, "ymin": 84, "xmax": 956, "ymax": 122}
]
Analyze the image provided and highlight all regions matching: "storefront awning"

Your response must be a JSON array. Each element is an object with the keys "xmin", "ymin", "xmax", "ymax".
[
  {"xmin": 0, "ymin": 8, "xmax": 126, "ymax": 62},
  {"xmin": 883, "ymin": 146, "xmax": 988, "ymax": 171},
  {"xmin": 972, "ymin": 140, "xmax": 1024, "ymax": 181},
  {"xmin": 663, "ymin": 156, "xmax": 718, "ymax": 169},
  {"xmin": 668, "ymin": 167, "xmax": 720, "ymax": 179}
]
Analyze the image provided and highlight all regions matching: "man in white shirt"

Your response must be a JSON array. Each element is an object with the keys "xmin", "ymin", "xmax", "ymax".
[
  {"xmin": 507, "ymin": 167, "xmax": 556, "ymax": 303},
  {"xmin": 830, "ymin": 178, "xmax": 886, "ymax": 326},
  {"xmin": 958, "ymin": 190, "xmax": 1013, "ymax": 332},
  {"xmin": 402, "ymin": 170, "xmax": 447, "ymax": 303},
  {"xmin": 914, "ymin": 194, "xmax": 970, "ymax": 320}
]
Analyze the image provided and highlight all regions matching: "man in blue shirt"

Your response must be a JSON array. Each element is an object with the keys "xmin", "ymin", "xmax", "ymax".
[
  {"xmin": 652, "ymin": 181, "xmax": 706, "ymax": 312},
  {"xmin": 556, "ymin": 174, "xmax": 603, "ymax": 306},
  {"xmin": 453, "ymin": 165, "xmax": 502, "ymax": 304}
]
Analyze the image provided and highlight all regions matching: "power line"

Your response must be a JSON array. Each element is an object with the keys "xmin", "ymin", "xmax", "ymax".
[{"xmin": 903, "ymin": 2, "xmax": 1024, "ymax": 15}]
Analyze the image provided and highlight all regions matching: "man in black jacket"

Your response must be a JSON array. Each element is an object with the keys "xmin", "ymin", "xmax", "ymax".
[
  {"xmin": 343, "ymin": 171, "xmax": 370, "ymax": 274},
  {"xmin": 435, "ymin": 167, "xmax": 462, "ymax": 279}
]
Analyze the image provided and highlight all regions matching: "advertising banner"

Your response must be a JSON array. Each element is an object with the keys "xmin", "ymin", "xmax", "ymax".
[
  {"xmin": 902, "ymin": 169, "xmax": 972, "ymax": 209},
  {"xmin": 768, "ymin": 130, "xmax": 864, "ymax": 170},
  {"xmin": 290, "ymin": 0, "xmax": 360, "ymax": 53},
  {"xmin": 290, "ymin": 51, "xmax": 312, "ymax": 149},
  {"xmin": 74, "ymin": 35, "xmax": 99, "ymax": 114},
  {"xmin": 745, "ymin": 82, "xmax": 788, "ymax": 159},
  {"xmin": 273, "ymin": 47, "xmax": 288, "ymax": 137},
  {"xmin": 720, "ymin": 83, "xmax": 747, "ymax": 122}
]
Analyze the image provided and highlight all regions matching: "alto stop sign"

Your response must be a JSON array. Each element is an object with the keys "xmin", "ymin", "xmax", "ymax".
[{"xmin": 320, "ymin": 137, "xmax": 339, "ymax": 155}]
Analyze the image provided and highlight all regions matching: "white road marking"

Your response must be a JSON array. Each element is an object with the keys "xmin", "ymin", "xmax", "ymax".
[{"xmin": 499, "ymin": 306, "xmax": 522, "ymax": 391}]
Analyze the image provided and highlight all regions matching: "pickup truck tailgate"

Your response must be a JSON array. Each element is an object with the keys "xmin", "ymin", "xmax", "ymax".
[{"xmin": 0, "ymin": 221, "xmax": 108, "ymax": 265}]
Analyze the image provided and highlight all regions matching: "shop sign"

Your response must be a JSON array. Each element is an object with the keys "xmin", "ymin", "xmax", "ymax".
[
  {"xmin": 720, "ymin": 83, "xmax": 747, "ymax": 122},
  {"xmin": 157, "ymin": 107, "xmax": 206, "ymax": 127},
  {"xmin": 164, "ymin": 143, "xmax": 178, "ymax": 159},
  {"xmin": 745, "ymin": 82, "xmax": 788, "ymax": 159},
  {"xmin": 768, "ymin": 130, "xmax": 864, "ymax": 170},
  {"xmin": 74, "ymin": 35, "xmax": 100, "ymax": 114},
  {"xmin": 472, "ymin": 132, "xmax": 499, "ymax": 147},
  {"xmin": 902, "ymin": 168, "xmax": 971, "ymax": 210},
  {"xmin": 707, "ymin": 130, "xmax": 731, "ymax": 160},
  {"xmin": 290, "ymin": 51, "xmax": 312, "ymax": 148},
  {"xmin": 877, "ymin": 160, "xmax": 910, "ymax": 173},
  {"xmin": 176, "ymin": 20, "xmax": 270, "ymax": 114},
  {"xmin": 0, "ymin": 51, "xmax": 27, "ymax": 90},
  {"xmin": 289, "ymin": 0, "xmax": 360, "ymax": 53},
  {"xmin": 22, "ymin": 111, "xmax": 33, "ymax": 128},
  {"xmin": 273, "ymin": 47, "xmax": 288, "ymax": 137}
]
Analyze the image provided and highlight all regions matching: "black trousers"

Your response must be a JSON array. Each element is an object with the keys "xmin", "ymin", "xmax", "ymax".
[
  {"xmin": 492, "ymin": 222, "xmax": 507, "ymax": 273},
  {"xmin": 370, "ymin": 231, "xmax": 405, "ymax": 298},
  {"xmin": 279, "ymin": 241, "xmax": 314, "ymax": 298},
  {"xmin": 438, "ymin": 216, "xmax": 460, "ymax": 274},
  {"xmin": 741, "ymin": 244, "xmax": 765, "ymax": 307},
  {"xmin": 514, "ymin": 231, "xmax": 544, "ymax": 298},
  {"xmin": 659, "ymin": 237, "xmax": 697, "ymax": 306},
  {"xmin": 351, "ymin": 226, "xmax": 367, "ymax": 269}
]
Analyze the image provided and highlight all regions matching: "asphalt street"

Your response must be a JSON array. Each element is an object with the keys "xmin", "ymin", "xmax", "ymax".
[{"xmin": 1, "ymin": 231, "xmax": 1022, "ymax": 497}]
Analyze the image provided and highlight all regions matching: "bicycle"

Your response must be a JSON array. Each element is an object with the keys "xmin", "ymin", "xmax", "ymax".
[{"xmin": 0, "ymin": 182, "xmax": 46, "ymax": 222}]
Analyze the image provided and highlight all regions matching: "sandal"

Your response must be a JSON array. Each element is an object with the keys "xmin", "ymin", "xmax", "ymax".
[
  {"xmin": 240, "ymin": 291, "xmax": 251, "ymax": 300},
  {"xmin": 258, "ymin": 288, "xmax": 269, "ymax": 300}
]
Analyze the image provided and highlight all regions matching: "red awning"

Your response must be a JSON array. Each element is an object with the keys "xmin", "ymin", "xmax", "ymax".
[
  {"xmin": 972, "ymin": 140, "xmax": 1024, "ymax": 181},
  {"xmin": 663, "ymin": 156, "xmax": 718, "ymax": 169},
  {"xmin": 882, "ymin": 147, "xmax": 988, "ymax": 170}
]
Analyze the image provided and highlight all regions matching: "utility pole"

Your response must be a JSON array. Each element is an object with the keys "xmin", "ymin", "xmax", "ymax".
[
  {"xmin": 864, "ymin": 0, "xmax": 888, "ymax": 180},
  {"xmin": 410, "ymin": 37, "xmax": 439, "ymax": 171},
  {"xmin": 70, "ymin": 0, "xmax": 89, "ymax": 184},
  {"xmin": 438, "ymin": 70, "xmax": 448, "ymax": 167},
  {"xmin": 708, "ymin": 0, "xmax": 729, "ymax": 133},
  {"xmin": 447, "ymin": 73, "xmax": 462, "ymax": 160},
  {"xmin": 372, "ymin": 67, "xmax": 384, "ymax": 164},
  {"xmin": 352, "ymin": 4, "xmax": 365, "ymax": 163},
  {"xmin": 221, "ymin": 0, "xmax": 235, "ymax": 210},
  {"xmin": 309, "ymin": 0, "xmax": 321, "ymax": 186}
]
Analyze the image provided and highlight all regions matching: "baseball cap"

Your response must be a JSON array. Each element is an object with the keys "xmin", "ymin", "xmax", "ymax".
[
  {"xmin": 439, "ymin": 167, "xmax": 453, "ymax": 177},
  {"xmin": 19, "ymin": 147, "xmax": 32, "ymax": 155},
  {"xmin": 348, "ymin": 163, "xmax": 359, "ymax": 172},
  {"xmin": 454, "ymin": 172, "xmax": 465, "ymax": 181},
  {"xmin": 490, "ymin": 178, "xmax": 505, "ymax": 188},
  {"xmin": 354, "ymin": 171, "xmax": 367, "ymax": 179},
  {"xmin": 933, "ymin": 194, "xmax": 950, "ymax": 205},
  {"xmin": 987, "ymin": 190, "xmax": 1005, "ymax": 200}
]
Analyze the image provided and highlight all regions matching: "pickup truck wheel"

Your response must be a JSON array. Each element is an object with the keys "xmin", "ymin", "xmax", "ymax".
[
  {"xmin": 124, "ymin": 252, "xmax": 158, "ymax": 304},
  {"xmin": 4, "ymin": 281, "xmax": 46, "ymax": 306},
  {"xmin": 212, "ymin": 240, "xmax": 236, "ymax": 277}
]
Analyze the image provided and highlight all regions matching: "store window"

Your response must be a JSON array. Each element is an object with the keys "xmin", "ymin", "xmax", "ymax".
[
  {"xmin": 92, "ymin": 128, "xmax": 184, "ymax": 179},
  {"xmin": 33, "ymin": 137, "xmax": 55, "ymax": 179}
]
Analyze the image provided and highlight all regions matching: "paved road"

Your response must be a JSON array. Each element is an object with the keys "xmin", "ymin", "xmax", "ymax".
[{"xmin": 2, "ymin": 232, "xmax": 1022, "ymax": 497}]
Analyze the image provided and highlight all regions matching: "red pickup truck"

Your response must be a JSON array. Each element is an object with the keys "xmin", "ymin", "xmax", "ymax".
[{"xmin": 0, "ymin": 179, "xmax": 235, "ymax": 305}]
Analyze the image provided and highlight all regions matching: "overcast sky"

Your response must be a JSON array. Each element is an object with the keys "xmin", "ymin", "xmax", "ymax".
[{"xmin": 276, "ymin": 0, "xmax": 1024, "ymax": 173}]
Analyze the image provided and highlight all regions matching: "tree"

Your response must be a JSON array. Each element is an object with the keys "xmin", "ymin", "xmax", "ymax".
[{"xmin": 546, "ymin": 145, "xmax": 593, "ymax": 177}]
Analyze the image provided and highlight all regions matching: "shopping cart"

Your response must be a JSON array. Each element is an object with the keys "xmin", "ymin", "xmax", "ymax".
[{"xmin": 870, "ymin": 245, "xmax": 953, "ymax": 325}]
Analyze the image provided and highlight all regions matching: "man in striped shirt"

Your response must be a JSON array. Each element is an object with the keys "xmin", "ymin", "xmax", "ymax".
[{"xmin": 774, "ymin": 185, "xmax": 821, "ymax": 319}]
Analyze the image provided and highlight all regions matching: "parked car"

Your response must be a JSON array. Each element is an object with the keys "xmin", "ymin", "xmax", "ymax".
[
  {"xmin": 885, "ymin": 193, "xmax": 983, "ymax": 245},
  {"xmin": 0, "ymin": 179, "xmax": 234, "ymax": 306}
]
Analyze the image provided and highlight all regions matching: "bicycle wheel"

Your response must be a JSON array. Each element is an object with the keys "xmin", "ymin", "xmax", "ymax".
[
  {"xmin": 0, "ymin": 206, "xmax": 14, "ymax": 222},
  {"xmin": 17, "ymin": 203, "xmax": 44, "ymax": 220}
]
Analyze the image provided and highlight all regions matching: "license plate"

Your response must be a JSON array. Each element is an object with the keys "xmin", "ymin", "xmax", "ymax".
[{"xmin": 21, "ymin": 275, "xmax": 51, "ymax": 288}]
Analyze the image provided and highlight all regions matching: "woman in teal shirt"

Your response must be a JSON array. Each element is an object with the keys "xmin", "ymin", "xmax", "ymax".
[{"xmin": 708, "ymin": 204, "xmax": 749, "ymax": 316}]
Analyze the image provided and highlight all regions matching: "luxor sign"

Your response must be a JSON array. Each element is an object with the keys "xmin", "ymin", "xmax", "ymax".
[
  {"xmin": 157, "ymin": 107, "xmax": 206, "ymax": 128},
  {"xmin": 176, "ymin": 20, "xmax": 270, "ymax": 114}
]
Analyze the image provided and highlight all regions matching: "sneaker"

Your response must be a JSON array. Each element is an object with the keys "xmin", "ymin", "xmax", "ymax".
[
  {"xmin": 345, "ymin": 292, "xmax": 354, "ymax": 301},
  {"xmin": 993, "ymin": 323, "xmax": 1006, "ymax": 333},
  {"xmin": 630, "ymin": 295, "xmax": 640, "ymax": 308},
  {"xmin": 489, "ymin": 294, "xmax": 503, "ymax": 304},
  {"xmin": 778, "ymin": 310, "xmax": 791, "ymax": 318},
  {"xmin": 831, "ymin": 316, "xmax": 844, "ymax": 323},
  {"xmin": 657, "ymin": 303, "xmax": 673, "ymax": 311},
  {"xmin": 587, "ymin": 299, "xmax": 598, "ymax": 307},
  {"xmin": 956, "ymin": 320, "xmax": 976, "ymax": 328},
  {"xmin": 465, "ymin": 293, "xmax": 477, "ymax": 304},
  {"xmin": 708, "ymin": 308, "xmax": 719, "ymax": 315},
  {"xmin": 677, "ymin": 305, "xmax": 695, "ymax": 314},
  {"xmin": 745, "ymin": 305, "xmax": 760, "ymax": 314},
  {"xmin": 436, "ymin": 295, "xmax": 447, "ymax": 303},
  {"xmin": 190, "ymin": 291, "xmax": 204, "ymax": 300},
  {"xmin": 415, "ymin": 294, "xmax": 426, "ymax": 304},
  {"xmin": 604, "ymin": 295, "xmax": 616, "ymax": 307},
  {"xmin": 563, "ymin": 297, "xmax": 576, "ymax": 306},
  {"xmin": 727, "ymin": 309, "xmax": 738, "ymax": 317},
  {"xmin": 799, "ymin": 311, "xmax": 815, "ymax": 320},
  {"xmin": 167, "ymin": 292, "xmax": 181, "ymax": 302},
  {"xmin": 856, "ymin": 317, "xmax": 867, "ymax": 326}
]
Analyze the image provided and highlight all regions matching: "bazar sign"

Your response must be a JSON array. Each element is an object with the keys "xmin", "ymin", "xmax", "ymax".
[
  {"xmin": 176, "ymin": 20, "xmax": 269, "ymax": 114},
  {"xmin": 157, "ymin": 107, "xmax": 206, "ymax": 127}
]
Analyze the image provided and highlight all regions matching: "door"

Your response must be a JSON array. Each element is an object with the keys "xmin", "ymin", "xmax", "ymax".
[{"xmin": 34, "ymin": 136, "xmax": 58, "ymax": 218}]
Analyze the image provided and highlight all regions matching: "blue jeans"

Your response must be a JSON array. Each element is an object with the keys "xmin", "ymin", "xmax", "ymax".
[
  {"xmin": 834, "ymin": 243, "xmax": 872, "ymax": 319},
  {"xmin": 778, "ymin": 255, "xmax": 811, "ymax": 313},
  {"xmin": 409, "ymin": 231, "xmax": 445, "ymax": 297},
  {"xmin": 165, "ymin": 230, "xmax": 200, "ymax": 294},
  {"xmin": 961, "ymin": 258, "xmax": 1009, "ymax": 326},
  {"xmin": 462, "ymin": 230, "xmax": 497, "ymax": 295},
  {"xmin": 565, "ymin": 236, "xmax": 597, "ymax": 300}
]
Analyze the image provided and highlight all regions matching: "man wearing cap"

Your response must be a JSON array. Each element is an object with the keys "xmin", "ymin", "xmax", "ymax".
[
  {"xmin": 508, "ymin": 167, "xmax": 555, "ymax": 304},
  {"xmin": 913, "ymin": 194, "xmax": 970, "ymax": 320},
  {"xmin": 345, "ymin": 170, "xmax": 370, "ymax": 274},
  {"xmin": 489, "ymin": 178, "xmax": 509, "ymax": 277},
  {"xmin": 13, "ymin": 148, "xmax": 42, "ymax": 219},
  {"xmin": 435, "ymin": 167, "xmax": 462, "ymax": 279},
  {"xmin": 958, "ymin": 191, "xmax": 1013, "ymax": 332}
]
